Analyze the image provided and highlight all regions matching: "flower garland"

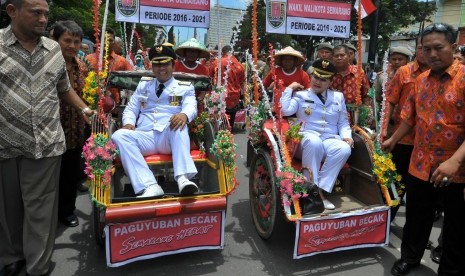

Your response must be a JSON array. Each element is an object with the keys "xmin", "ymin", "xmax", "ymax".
[
  {"xmin": 355, "ymin": 1, "xmax": 363, "ymax": 106},
  {"xmin": 82, "ymin": 133, "xmax": 119, "ymax": 187},
  {"xmin": 373, "ymin": 143, "xmax": 403, "ymax": 206},
  {"xmin": 276, "ymin": 166, "xmax": 308, "ymax": 207},
  {"xmin": 248, "ymin": 101, "xmax": 268, "ymax": 146},
  {"xmin": 205, "ymin": 86, "xmax": 227, "ymax": 115},
  {"xmin": 82, "ymin": 33, "xmax": 110, "ymax": 111},
  {"xmin": 210, "ymin": 129, "xmax": 239, "ymax": 194},
  {"xmin": 211, "ymin": 130, "xmax": 237, "ymax": 167},
  {"xmin": 190, "ymin": 111, "xmax": 209, "ymax": 152}
]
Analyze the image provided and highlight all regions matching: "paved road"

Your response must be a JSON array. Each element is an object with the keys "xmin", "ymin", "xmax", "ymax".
[{"xmin": 49, "ymin": 131, "xmax": 442, "ymax": 276}]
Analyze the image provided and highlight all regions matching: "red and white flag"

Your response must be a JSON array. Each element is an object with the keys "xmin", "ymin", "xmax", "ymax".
[{"xmin": 354, "ymin": 0, "xmax": 377, "ymax": 19}]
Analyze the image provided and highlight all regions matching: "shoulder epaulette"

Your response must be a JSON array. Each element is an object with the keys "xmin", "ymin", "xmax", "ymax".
[
  {"xmin": 141, "ymin": 76, "xmax": 154, "ymax": 81},
  {"xmin": 178, "ymin": 81, "xmax": 192, "ymax": 86}
]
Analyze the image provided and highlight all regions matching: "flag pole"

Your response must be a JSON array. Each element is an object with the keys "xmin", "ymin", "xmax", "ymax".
[{"xmin": 368, "ymin": 0, "xmax": 380, "ymax": 65}]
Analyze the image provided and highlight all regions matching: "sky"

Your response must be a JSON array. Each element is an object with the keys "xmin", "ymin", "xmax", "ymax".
[{"xmin": 174, "ymin": 0, "xmax": 251, "ymax": 44}]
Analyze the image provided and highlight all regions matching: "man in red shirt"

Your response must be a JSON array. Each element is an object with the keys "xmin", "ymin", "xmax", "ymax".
[
  {"xmin": 382, "ymin": 38, "xmax": 429, "ymax": 221},
  {"xmin": 263, "ymin": 46, "xmax": 311, "ymax": 90},
  {"xmin": 330, "ymin": 45, "xmax": 370, "ymax": 104},
  {"xmin": 175, "ymin": 38, "xmax": 210, "ymax": 112},
  {"xmin": 383, "ymin": 23, "xmax": 465, "ymax": 276},
  {"xmin": 209, "ymin": 45, "xmax": 245, "ymax": 127}
]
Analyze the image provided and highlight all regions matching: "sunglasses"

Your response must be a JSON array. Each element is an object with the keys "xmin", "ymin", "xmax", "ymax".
[{"xmin": 423, "ymin": 23, "xmax": 449, "ymax": 34}]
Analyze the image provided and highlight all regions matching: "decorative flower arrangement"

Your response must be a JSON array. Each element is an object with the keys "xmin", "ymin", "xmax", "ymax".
[
  {"xmin": 373, "ymin": 143, "xmax": 403, "ymax": 206},
  {"xmin": 190, "ymin": 111, "xmax": 209, "ymax": 152},
  {"xmin": 284, "ymin": 123, "xmax": 303, "ymax": 159},
  {"xmin": 82, "ymin": 33, "xmax": 110, "ymax": 111},
  {"xmin": 210, "ymin": 129, "xmax": 239, "ymax": 194},
  {"xmin": 205, "ymin": 86, "xmax": 227, "ymax": 115},
  {"xmin": 210, "ymin": 129, "xmax": 237, "ymax": 168},
  {"xmin": 248, "ymin": 101, "xmax": 268, "ymax": 146},
  {"xmin": 82, "ymin": 133, "xmax": 119, "ymax": 187},
  {"xmin": 275, "ymin": 166, "xmax": 308, "ymax": 206}
]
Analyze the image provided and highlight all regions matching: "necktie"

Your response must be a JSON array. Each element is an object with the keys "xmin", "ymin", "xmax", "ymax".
[
  {"xmin": 156, "ymin": 83, "xmax": 165, "ymax": 98},
  {"xmin": 317, "ymin": 93, "xmax": 325, "ymax": 104}
]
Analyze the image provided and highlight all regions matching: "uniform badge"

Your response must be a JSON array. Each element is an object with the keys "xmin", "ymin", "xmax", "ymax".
[
  {"xmin": 305, "ymin": 106, "xmax": 312, "ymax": 115},
  {"xmin": 169, "ymin": 95, "xmax": 182, "ymax": 106}
]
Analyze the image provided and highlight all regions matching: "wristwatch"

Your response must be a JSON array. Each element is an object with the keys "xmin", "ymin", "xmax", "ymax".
[{"xmin": 81, "ymin": 107, "xmax": 91, "ymax": 115}]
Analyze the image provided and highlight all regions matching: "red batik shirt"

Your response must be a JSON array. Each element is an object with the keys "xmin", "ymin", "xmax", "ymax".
[
  {"xmin": 209, "ymin": 55, "xmax": 245, "ymax": 109},
  {"xmin": 385, "ymin": 61, "xmax": 425, "ymax": 145},
  {"xmin": 401, "ymin": 62, "xmax": 465, "ymax": 183},
  {"xmin": 330, "ymin": 65, "xmax": 370, "ymax": 104}
]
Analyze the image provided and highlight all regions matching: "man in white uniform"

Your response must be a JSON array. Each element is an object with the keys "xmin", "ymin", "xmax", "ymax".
[
  {"xmin": 112, "ymin": 44, "xmax": 198, "ymax": 198},
  {"xmin": 280, "ymin": 59, "xmax": 353, "ymax": 210}
]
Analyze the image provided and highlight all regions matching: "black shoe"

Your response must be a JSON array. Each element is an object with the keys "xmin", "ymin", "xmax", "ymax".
[
  {"xmin": 77, "ymin": 183, "xmax": 89, "ymax": 192},
  {"xmin": 426, "ymin": 240, "xmax": 433, "ymax": 250},
  {"xmin": 391, "ymin": 259, "xmax": 420, "ymax": 276},
  {"xmin": 431, "ymin": 246, "xmax": 442, "ymax": 264},
  {"xmin": 1, "ymin": 259, "xmax": 25, "ymax": 276},
  {"xmin": 59, "ymin": 214, "xmax": 79, "ymax": 227}
]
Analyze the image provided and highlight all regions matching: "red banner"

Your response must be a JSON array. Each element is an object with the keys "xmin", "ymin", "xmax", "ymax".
[
  {"xmin": 141, "ymin": 0, "xmax": 210, "ymax": 11},
  {"xmin": 287, "ymin": 0, "xmax": 351, "ymax": 20},
  {"xmin": 294, "ymin": 207, "xmax": 390, "ymax": 258},
  {"xmin": 106, "ymin": 211, "xmax": 224, "ymax": 267}
]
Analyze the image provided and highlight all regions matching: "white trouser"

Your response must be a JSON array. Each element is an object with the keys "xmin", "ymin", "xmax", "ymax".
[
  {"xmin": 297, "ymin": 133, "xmax": 351, "ymax": 193},
  {"xmin": 111, "ymin": 127, "xmax": 197, "ymax": 194}
]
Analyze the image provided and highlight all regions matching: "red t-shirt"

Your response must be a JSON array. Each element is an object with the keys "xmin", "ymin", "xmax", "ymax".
[
  {"xmin": 263, "ymin": 67, "xmax": 311, "ymax": 89},
  {"xmin": 175, "ymin": 60, "xmax": 209, "ymax": 76}
]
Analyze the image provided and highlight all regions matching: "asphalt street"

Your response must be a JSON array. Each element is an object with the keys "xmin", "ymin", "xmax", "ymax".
[{"xmin": 47, "ymin": 130, "xmax": 442, "ymax": 276}]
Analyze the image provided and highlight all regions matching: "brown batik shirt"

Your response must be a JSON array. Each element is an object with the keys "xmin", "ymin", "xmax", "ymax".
[
  {"xmin": 0, "ymin": 25, "xmax": 71, "ymax": 160},
  {"xmin": 61, "ymin": 57, "xmax": 87, "ymax": 150}
]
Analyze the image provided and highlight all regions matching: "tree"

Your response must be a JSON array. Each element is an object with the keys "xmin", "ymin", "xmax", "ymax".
[{"xmin": 367, "ymin": 0, "xmax": 436, "ymax": 62}]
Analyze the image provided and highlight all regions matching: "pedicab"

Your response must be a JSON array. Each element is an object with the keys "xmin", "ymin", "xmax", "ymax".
[
  {"xmin": 245, "ymin": 53, "xmax": 398, "ymax": 259},
  {"xmin": 86, "ymin": 70, "xmax": 238, "ymax": 267}
]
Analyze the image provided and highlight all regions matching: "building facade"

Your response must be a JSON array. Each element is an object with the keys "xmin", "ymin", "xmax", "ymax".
[{"xmin": 206, "ymin": 5, "xmax": 244, "ymax": 49}]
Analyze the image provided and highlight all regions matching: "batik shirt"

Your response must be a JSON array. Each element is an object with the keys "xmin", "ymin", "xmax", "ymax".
[
  {"xmin": 401, "ymin": 62, "xmax": 465, "ymax": 183},
  {"xmin": 330, "ymin": 65, "xmax": 370, "ymax": 104},
  {"xmin": 0, "ymin": 25, "xmax": 71, "ymax": 159},
  {"xmin": 60, "ymin": 57, "xmax": 87, "ymax": 150},
  {"xmin": 385, "ymin": 61, "xmax": 425, "ymax": 145}
]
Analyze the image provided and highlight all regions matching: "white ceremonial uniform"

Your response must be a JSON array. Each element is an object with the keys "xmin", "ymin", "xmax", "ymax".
[
  {"xmin": 280, "ymin": 87, "xmax": 352, "ymax": 192},
  {"xmin": 111, "ymin": 76, "xmax": 198, "ymax": 194}
]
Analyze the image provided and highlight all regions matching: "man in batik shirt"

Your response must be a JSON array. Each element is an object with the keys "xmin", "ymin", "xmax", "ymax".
[{"xmin": 383, "ymin": 23, "xmax": 465, "ymax": 276}]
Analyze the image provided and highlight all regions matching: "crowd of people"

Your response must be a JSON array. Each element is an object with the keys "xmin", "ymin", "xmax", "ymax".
[{"xmin": 1, "ymin": 0, "xmax": 465, "ymax": 275}]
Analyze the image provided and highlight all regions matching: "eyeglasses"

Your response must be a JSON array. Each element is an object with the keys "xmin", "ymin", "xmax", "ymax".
[{"xmin": 460, "ymin": 46, "xmax": 465, "ymax": 56}]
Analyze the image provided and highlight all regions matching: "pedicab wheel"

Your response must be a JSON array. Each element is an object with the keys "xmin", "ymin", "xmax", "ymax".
[
  {"xmin": 249, "ymin": 148, "xmax": 278, "ymax": 240},
  {"xmin": 92, "ymin": 202, "xmax": 105, "ymax": 247}
]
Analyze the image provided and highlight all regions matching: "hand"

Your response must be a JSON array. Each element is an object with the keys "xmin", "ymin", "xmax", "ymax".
[
  {"xmin": 81, "ymin": 107, "xmax": 95, "ymax": 125},
  {"xmin": 430, "ymin": 158, "xmax": 461, "ymax": 187},
  {"xmin": 343, "ymin": 138, "xmax": 354, "ymax": 148},
  {"xmin": 122, "ymin": 124, "xmax": 135, "ymax": 130},
  {"xmin": 381, "ymin": 137, "xmax": 395, "ymax": 153},
  {"xmin": 267, "ymin": 81, "xmax": 275, "ymax": 90},
  {"xmin": 197, "ymin": 91, "xmax": 206, "ymax": 102},
  {"xmin": 380, "ymin": 128, "xmax": 388, "ymax": 143},
  {"xmin": 288, "ymin": 82, "xmax": 304, "ymax": 92},
  {"xmin": 169, "ymin": 113, "xmax": 188, "ymax": 131}
]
